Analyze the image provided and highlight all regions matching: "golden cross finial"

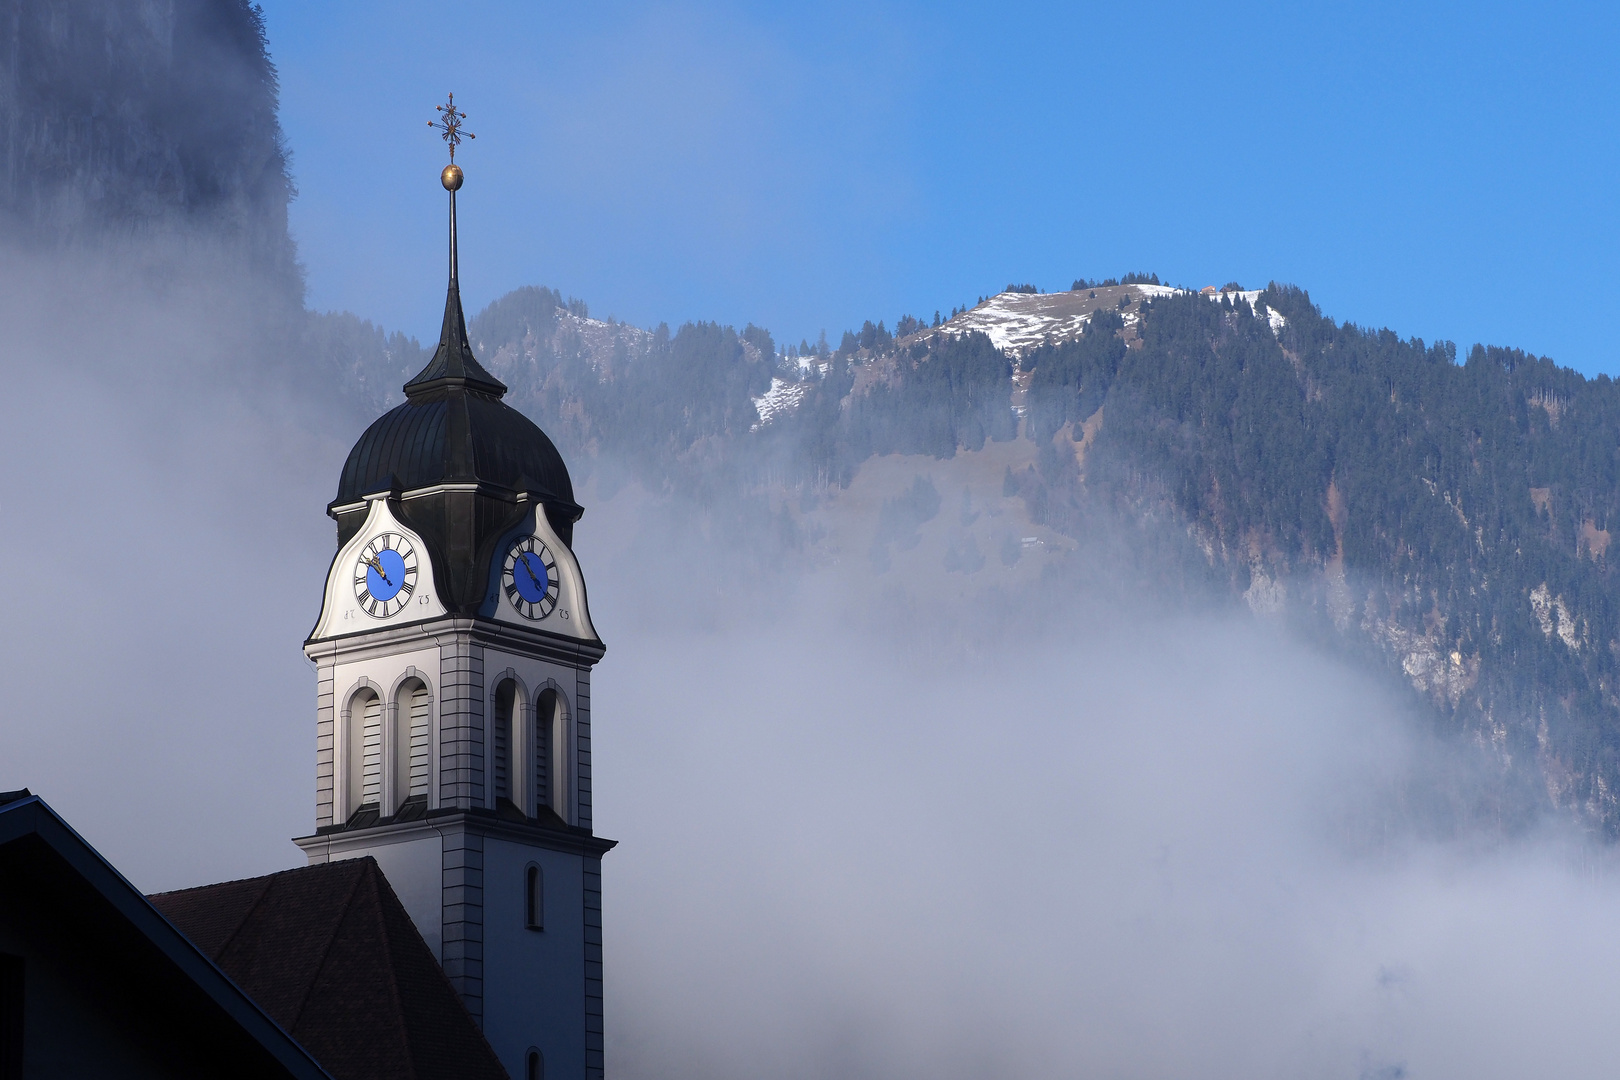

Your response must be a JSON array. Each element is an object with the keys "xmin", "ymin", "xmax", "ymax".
[{"xmin": 428, "ymin": 92, "xmax": 475, "ymax": 162}]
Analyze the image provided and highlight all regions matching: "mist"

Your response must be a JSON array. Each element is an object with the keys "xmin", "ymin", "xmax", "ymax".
[
  {"xmin": 583, "ymin": 493, "xmax": 1620, "ymax": 1079},
  {"xmin": 2, "ymin": 236, "xmax": 1619, "ymax": 1079},
  {"xmin": 0, "ymin": 236, "xmax": 350, "ymax": 883}
]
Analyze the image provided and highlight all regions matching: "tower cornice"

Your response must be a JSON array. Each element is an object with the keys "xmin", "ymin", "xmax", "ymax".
[
  {"xmin": 305, "ymin": 613, "xmax": 606, "ymax": 665},
  {"xmin": 293, "ymin": 809, "xmax": 619, "ymax": 860}
]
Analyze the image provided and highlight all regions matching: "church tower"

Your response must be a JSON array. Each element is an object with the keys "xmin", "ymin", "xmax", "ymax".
[{"xmin": 295, "ymin": 98, "xmax": 614, "ymax": 1080}]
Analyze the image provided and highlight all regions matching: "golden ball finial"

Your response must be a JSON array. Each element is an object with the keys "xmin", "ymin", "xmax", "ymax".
[{"xmin": 441, "ymin": 163, "xmax": 464, "ymax": 191}]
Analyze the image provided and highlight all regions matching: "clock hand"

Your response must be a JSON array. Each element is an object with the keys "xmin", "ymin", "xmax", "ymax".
[
  {"xmin": 365, "ymin": 555, "xmax": 395, "ymax": 587},
  {"xmin": 521, "ymin": 554, "xmax": 544, "ymax": 589}
]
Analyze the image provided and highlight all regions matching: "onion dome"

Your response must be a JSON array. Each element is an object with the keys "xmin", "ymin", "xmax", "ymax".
[{"xmin": 329, "ymin": 163, "xmax": 580, "ymax": 614}]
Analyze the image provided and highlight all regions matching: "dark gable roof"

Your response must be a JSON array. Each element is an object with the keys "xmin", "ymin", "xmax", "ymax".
[
  {"xmin": 0, "ymin": 793, "xmax": 332, "ymax": 1080},
  {"xmin": 150, "ymin": 858, "xmax": 509, "ymax": 1080}
]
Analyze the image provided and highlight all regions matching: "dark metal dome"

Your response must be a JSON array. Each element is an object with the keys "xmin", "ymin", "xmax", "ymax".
[
  {"xmin": 329, "ymin": 280, "xmax": 581, "ymax": 613},
  {"xmin": 334, "ymin": 379, "xmax": 577, "ymax": 516}
]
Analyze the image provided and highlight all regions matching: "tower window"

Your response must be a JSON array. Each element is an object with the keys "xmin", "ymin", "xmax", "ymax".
[
  {"xmin": 403, "ymin": 680, "xmax": 431, "ymax": 803},
  {"xmin": 360, "ymin": 694, "xmax": 383, "ymax": 807},
  {"xmin": 538, "ymin": 687, "xmax": 566, "ymax": 822},
  {"xmin": 525, "ymin": 863, "xmax": 543, "ymax": 931},
  {"xmin": 493, "ymin": 679, "xmax": 516, "ymax": 806},
  {"xmin": 347, "ymin": 688, "xmax": 383, "ymax": 817},
  {"xmin": 526, "ymin": 1049, "xmax": 543, "ymax": 1080}
]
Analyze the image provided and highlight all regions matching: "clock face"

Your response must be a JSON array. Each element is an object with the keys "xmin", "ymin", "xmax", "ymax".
[
  {"xmin": 503, "ymin": 536, "xmax": 559, "ymax": 620},
  {"xmin": 353, "ymin": 533, "xmax": 419, "ymax": 618}
]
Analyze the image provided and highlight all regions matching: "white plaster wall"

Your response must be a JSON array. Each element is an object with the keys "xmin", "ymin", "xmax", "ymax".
[{"xmin": 481, "ymin": 838, "xmax": 586, "ymax": 1080}]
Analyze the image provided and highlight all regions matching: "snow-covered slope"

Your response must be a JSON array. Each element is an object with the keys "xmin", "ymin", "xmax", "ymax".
[
  {"xmin": 938, "ymin": 284, "xmax": 1286, "ymax": 357},
  {"xmin": 752, "ymin": 377, "xmax": 809, "ymax": 429},
  {"xmin": 941, "ymin": 291, "xmax": 1101, "ymax": 356}
]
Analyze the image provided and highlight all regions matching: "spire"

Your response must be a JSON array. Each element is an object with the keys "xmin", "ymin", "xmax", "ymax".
[{"xmin": 404, "ymin": 94, "xmax": 505, "ymax": 400}]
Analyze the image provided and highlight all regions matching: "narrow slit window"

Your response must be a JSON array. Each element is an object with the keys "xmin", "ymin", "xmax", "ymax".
[{"xmin": 525, "ymin": 863, "xmax": 543, "ymax": 930}]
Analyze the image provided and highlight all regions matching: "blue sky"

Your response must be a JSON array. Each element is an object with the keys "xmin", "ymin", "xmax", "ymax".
[{"xmin": 262, "ymin": 2, "xmax": 1620, "ymax": 374}]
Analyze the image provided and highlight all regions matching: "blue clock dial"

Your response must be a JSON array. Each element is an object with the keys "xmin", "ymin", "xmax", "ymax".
[
  {"xmin": 353, "ymin": 533, "xmax": 419, "ymax": 618},
  {"xmin": 511, "ymin": 552, "xmax": 549, "ymax": 603},
  {"xmin": 367, "ymin": 548, "xmax": 409, "ymax": 601},
  {"xmin": 502, "ymin": 536, "xmax": 559, "ymax": 620}
]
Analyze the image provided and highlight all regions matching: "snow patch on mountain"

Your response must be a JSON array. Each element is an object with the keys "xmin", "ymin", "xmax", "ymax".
[
  {"xmin": 937, "ymin": 285, "xmax": 1286, "ymax": 358},
  {"xmin": 554, "ymin": 311, "xmax": 655, "ymax": 370},
  {"xmin": 941, "ymin": 292, "xmax": 1096, "ymax": 356},
  {"xmin": 753, "ymin": 377, "xmax": 809, "ymax": 429}
]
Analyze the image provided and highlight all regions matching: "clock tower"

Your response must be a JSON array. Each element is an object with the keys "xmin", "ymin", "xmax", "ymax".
[{"xmin": 296, "ymin": 98, "xmax": 614, "ymax": 1080}]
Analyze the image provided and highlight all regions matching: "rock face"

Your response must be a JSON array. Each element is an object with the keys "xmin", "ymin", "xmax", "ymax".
[{"xmin": 0, "ymin": 0, "xmax": 296, "ymax": 286}]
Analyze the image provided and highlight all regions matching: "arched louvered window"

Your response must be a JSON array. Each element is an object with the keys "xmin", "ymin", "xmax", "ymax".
[
  {"xmin": 493, "ymin": 679, "xmax": 516, "ymax": 807},
  {"xmin": 538, "ymin": 688, "xmax": 567, "ymax": 822},
  {"xmin": 396, "ymin": 679, "xmax": 431, "ymax": 811},
  {"xmin": 347, "ymin": 689, "xmax": 382, "ymax": 817},
  {"xmin": 525, "ymin": 863, "xmax": 543, "ymax": 930}
]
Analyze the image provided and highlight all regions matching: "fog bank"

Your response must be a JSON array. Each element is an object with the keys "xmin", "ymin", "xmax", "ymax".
[{"xmin": 586, "ymin": 513, "xmax": 1620, "ymax": 1079}]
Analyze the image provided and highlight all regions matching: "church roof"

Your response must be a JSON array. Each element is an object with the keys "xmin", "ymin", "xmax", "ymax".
[
  {"xmin": 150, "ymin": 858, "xmax": 510, "ymax": 1080},
  {"xmin": 0, "ymin": 792, "xmax": 333, "ymax": 1080}
]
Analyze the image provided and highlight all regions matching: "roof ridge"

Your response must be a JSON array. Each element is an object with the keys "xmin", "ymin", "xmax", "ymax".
[
  {"xmin": 362, "ymin": 858, "xmax": 510, "ymax": 1079},
  {"xmin": 148, "ymin": 860, "xmax": 339, "ymax": 899},
  {"xmin": 286, "ymin": 861, "xmax": 370, "ymax": 1036},
  {"xmin": 366, "ymin": 862, "xmax": 420, "ymax": 1080},
  {"xmin": 210, "ymin": 876, "xmax": 277, "ymax": 961}
]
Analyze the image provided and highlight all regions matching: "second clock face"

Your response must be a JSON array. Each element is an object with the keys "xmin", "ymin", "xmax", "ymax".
[
  {"xmin": 503, "ymin": 536, "xmax": 559, "ymax": 620},
  {"xmin": 354, "ymin": 533, "xmax": 419, "ymax": 617}
]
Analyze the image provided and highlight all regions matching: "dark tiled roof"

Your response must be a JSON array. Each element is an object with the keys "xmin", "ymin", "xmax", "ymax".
[
  {"xmin": 0, "ymin": 794, "xmax": 331, "ymax": 1079},
  {"xmin": 151, "ymin": 858, "xmax": 509, "ymax": 1080}
]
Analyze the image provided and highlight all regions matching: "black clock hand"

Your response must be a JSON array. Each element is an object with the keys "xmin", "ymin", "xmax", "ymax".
[{"xmin": 521, "ymin": 554, "xmax": 544, "ymax": 589}]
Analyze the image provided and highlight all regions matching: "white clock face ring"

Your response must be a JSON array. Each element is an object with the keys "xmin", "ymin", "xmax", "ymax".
[
  {"xmin": 354, "ymin": 533, "xmax": 419, "ymax": 618},
  {"xmin": 503, "ymin": 536, "xmax": 559, "ymax": 620}
]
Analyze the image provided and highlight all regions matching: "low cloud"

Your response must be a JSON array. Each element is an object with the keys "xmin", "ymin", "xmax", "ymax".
[{"xmin": 592, "ymin": 533, "xmax": 1620, "ymax": 1079}]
